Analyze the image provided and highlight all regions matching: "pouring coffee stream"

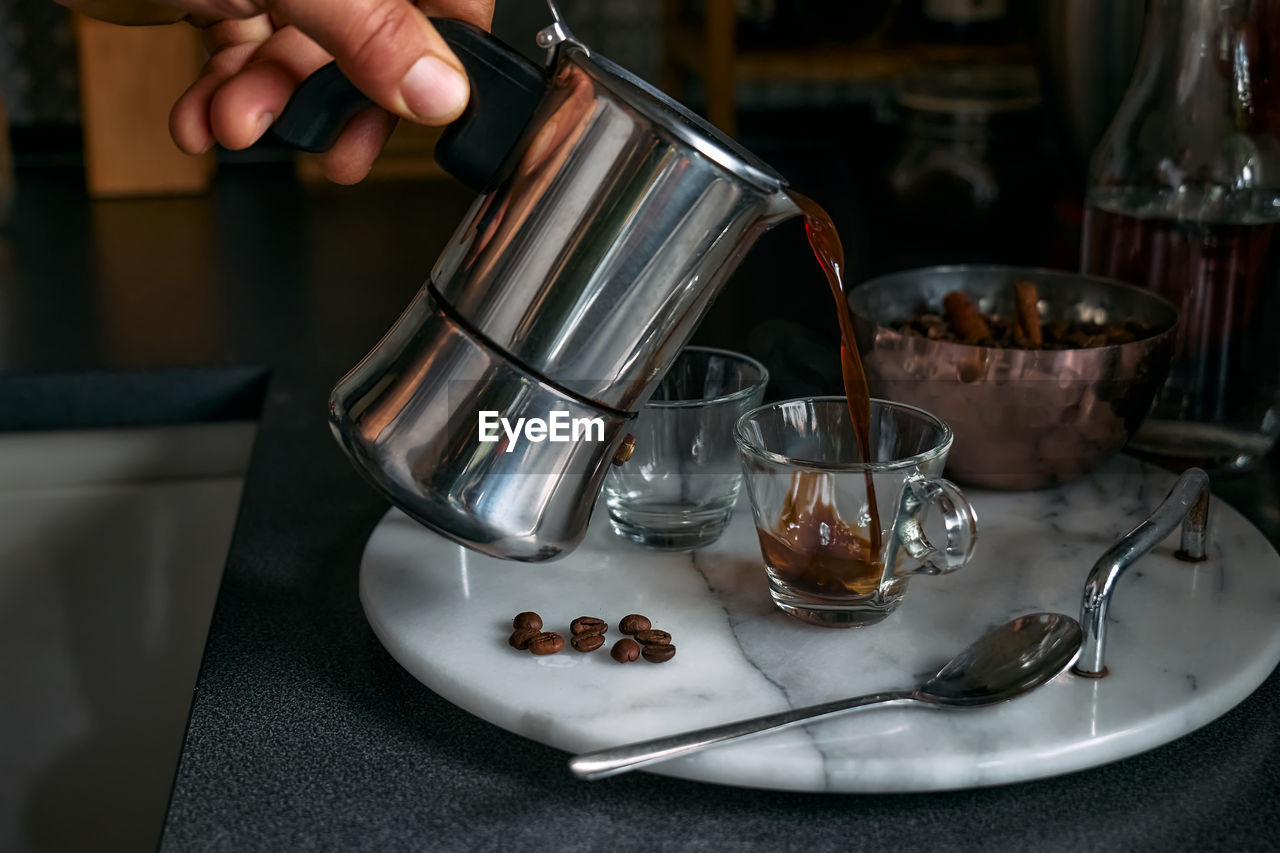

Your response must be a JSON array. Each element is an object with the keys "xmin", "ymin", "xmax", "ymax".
[{"xmin": 764, "ymin": 193, "xmax": 885, "ymax": 586}]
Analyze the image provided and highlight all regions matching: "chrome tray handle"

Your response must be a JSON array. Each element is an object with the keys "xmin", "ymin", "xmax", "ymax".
[{"xmin": 1074, "ymin": 468, "xmax": 1210, "ymax": 678}]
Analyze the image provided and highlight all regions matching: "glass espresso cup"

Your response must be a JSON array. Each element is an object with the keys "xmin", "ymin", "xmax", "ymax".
[
  {"xmin": 734, "ymin": 397, "xmax": 978, "ymax": 627},
  {"xmin": 605, "ymin": 347, "xmax": 769, "ymax": 550}
]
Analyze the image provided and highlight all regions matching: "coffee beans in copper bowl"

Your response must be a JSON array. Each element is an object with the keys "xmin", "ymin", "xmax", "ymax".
[{"xmin": 848, "ymin": 266, "xmax": 1178, "ymax": 490}]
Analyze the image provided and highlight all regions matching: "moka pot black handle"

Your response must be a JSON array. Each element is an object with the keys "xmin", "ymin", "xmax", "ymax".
[{"xmin": 270, "ymin": 17, "xmax": 548, "ymax": 193}]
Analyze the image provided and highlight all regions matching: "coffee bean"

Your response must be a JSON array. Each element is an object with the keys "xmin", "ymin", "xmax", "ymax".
[
  {"xmin": 571, "ymin": 632, "xmax": 605, "ymax": 653},
  {"xmin": 528, "ymin": 631, "xmax": 564, "ymax": 655},
  {"xmin": 570, "ymin": 616, "xmax": 607, "ymax": 636},
  {"xmin": 509, "ymin": 628, "xmax": 539, "ymax": 650},
  {"xmin": 610, "ymin": 638, "xmax": 641, "ymax": 663},
  {"xmin": 641, "ymin": 643, "xmax": 676, "ymax": 663},
  {"xmin": 634, "ymin": 629, "xmax": 672, "ymax": 646},
  {"xmin": 512, "ymin": 611, "xmax": 542, "ymax": 631},
  {"xmin": 619, "ymin": 614, "xmax": 651, "ymax": 635}
]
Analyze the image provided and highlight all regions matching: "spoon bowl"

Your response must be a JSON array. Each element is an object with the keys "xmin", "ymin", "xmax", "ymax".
[
  {"xmin": 570, "ymin": 612, "xmax": 1082, "ymax": 780},
  {"xmin": 918, "ymin": 611, "xmax": 1084, "ymax": 707}
]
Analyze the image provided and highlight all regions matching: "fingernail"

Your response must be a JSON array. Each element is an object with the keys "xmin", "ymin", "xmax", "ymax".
[
  {"xmin": 252, "ymin": 112, "xmax": 274, "ymax": 144},
  {"xmin": 401, "ymin": 56, "xmax": 468, "ymax": 122}
]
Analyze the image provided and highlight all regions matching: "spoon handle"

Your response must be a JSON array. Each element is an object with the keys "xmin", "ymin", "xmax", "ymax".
[{"xmin": 569, "ymin": 690, "xmax": 917, "ymax": 780}]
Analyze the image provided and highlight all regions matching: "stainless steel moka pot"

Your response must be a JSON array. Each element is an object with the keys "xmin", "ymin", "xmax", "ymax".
[{"xmin": 273, "ymin": 2, "xmax": 800, "ymax": 560}]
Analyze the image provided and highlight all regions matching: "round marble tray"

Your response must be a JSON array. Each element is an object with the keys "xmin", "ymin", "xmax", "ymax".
[{"xmin": 359, "ymin": 456, "xmax": 1280, "ymax": 792}]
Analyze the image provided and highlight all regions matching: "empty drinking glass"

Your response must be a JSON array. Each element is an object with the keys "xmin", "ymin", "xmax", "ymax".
[{"xmin": 605, "ymin": 347, "xmax": 769, "ymax": 550}]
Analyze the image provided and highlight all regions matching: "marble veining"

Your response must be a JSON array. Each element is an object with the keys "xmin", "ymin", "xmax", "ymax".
[{"xmin": 359, "ymin": 456, "xmax": 1280, "ymax": 792}]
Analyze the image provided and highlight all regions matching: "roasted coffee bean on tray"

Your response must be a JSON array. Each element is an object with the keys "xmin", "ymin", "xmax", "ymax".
[
  {"xmin": 508, "ymin": 613, "xmax": 675, "ymax": 663},
  {"xmin": 610, "ymin": 638, "xmax": 641, "ymax": 663},
  {"xmin": 641, "ymin": 643, "xmax": 676, "ymax": 663},
  {"xmin": 634, "ymin": 629, "xmax": 672, "ymax": 646},
  {"xmin": 571, "ymin": 632, "xmax": 606, "ymax": 653},
  {"xmin": 618, "ymin": 614, "xmax": 651, "ymax": 635},
  {"xmin": 512, "ymin": 611, "xmax": 542, "ymax": 631},
  {"xmin": 528, "ymin": 631, "xmax": 565, "ymax": 655},
  {"xmin": 570, "ymin": 616, "xmax": 608, "ymax": 636},
  {"xmin": 509, "ymin": 628, "xmax": 540, "ymax": 650}
]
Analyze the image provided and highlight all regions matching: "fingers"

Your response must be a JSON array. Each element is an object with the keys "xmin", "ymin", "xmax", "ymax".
[
  {"xmin": 168, "ymin": 0, "xmax": 500, "ymax": 177},
  {"xmin": 170, "ymin": 39, "xmax": 260, "ymax": 154},
  {"xmin": 270, "ymin": 0, "xmax": 470, "ymax": 125},
  {"xmin": 206, "ymin": 26, "xmax": 332, "ymax": 149},
  {"xmin": 170, "ymin": 15, "xmax": 276, "ymax": 153},
  {"xmin": 314, "ymin": 107, "xmax": 399, "ymax": 184},
  {"xmin": 308, "ymin": 1, "xmax": 496, "ymax": 179}
]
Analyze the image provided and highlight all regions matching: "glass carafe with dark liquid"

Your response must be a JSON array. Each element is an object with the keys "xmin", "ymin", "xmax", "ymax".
[{"xmin": 1081, "ymin": 0, "xmax": 1280, "ymax": 470}]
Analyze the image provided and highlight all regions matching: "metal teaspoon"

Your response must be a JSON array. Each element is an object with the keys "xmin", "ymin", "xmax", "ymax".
[{"xmin": 569, "ymin": 611, "xmax": 1082, "ymax": 781}]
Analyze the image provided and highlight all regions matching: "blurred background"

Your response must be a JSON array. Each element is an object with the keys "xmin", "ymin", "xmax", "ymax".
[
  {"xmin": 0, "ymin": 0, "xmax": 1156, "ymax": 447},
  {"xmin": 0, "ymin": 0, "xmax": 1145, "ymax": 291}
]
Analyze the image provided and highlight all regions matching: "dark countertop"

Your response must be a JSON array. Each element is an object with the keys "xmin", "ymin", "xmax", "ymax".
[{"xmin": 4, "ymin": 165, "xmax": 1279, "ymax": 852}]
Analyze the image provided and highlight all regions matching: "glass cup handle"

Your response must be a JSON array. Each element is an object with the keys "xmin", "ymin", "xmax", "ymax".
[{"xmin": 893, "ymin": 477, "xmax": 978, "ymax": 576}]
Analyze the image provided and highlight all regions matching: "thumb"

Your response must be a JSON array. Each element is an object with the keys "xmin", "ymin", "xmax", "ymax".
[{"xmin": 271, "ymin": 0, "xmax": 470, "ymax": 124}]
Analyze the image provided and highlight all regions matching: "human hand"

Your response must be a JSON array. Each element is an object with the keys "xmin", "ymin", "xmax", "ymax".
[{"xmin": 60, "ymin": 0, "xmax": 496, "ymax": 183}]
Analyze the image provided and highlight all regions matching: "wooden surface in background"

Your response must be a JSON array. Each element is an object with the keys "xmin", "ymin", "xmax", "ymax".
[{"xmin": 74, "ymin": 15, "xmax": 214, "ymax": 198}]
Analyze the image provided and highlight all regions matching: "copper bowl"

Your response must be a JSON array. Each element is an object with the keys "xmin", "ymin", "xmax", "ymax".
[{"xmin": 848, "ymin": 266, "xmax": 1178, "ymax": 490}]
